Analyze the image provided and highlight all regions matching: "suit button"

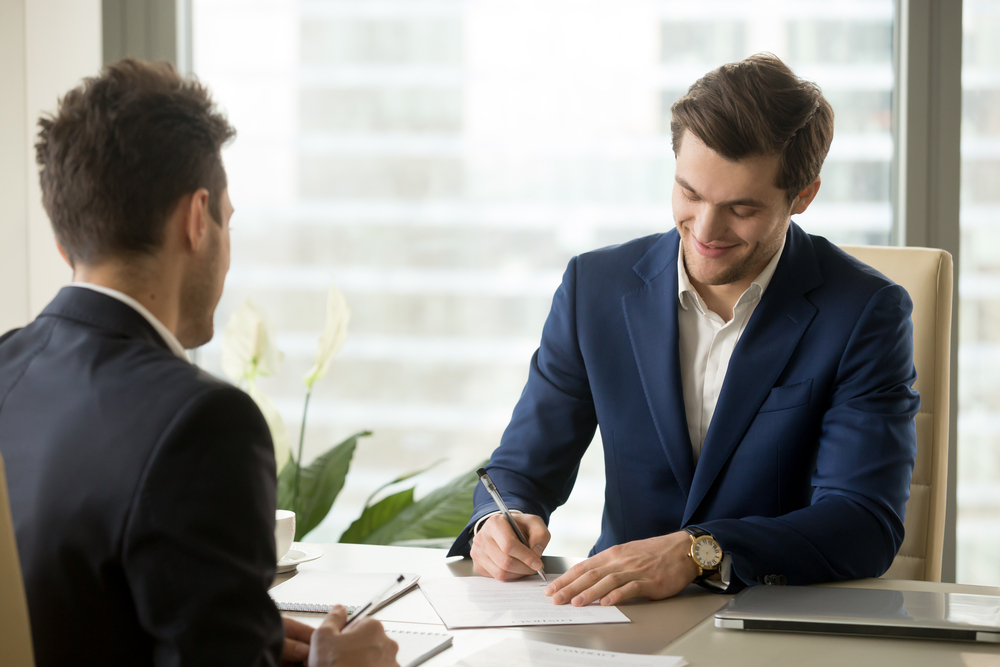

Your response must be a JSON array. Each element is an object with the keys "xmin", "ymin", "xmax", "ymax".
[{"xmin": 763, "ymin": 575, "xmax": 787, "ymax": 586}]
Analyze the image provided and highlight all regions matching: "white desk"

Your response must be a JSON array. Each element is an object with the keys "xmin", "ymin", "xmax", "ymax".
[{"xmin": 274, "ymin": 543, "xmax": 1000, "ymax": 666}]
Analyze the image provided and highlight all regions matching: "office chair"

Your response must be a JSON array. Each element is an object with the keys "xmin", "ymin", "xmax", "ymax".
[{"xmin": 839, "ymin": 245, "xmax": 953, "ymax": 582}]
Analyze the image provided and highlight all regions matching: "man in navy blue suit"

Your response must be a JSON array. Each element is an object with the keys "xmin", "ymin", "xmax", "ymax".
[{"xmin": 449, "ymin": 53, "xmax": 920, "ymax": 605}]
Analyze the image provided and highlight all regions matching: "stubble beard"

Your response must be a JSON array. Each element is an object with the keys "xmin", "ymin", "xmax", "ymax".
[
  {"xmin": 177, "ymin": 229, "xmax": 221, "ymax": 349},
  {"xmin": 681, "ymin": 222, "xmax": 788, "ymax": 287}
]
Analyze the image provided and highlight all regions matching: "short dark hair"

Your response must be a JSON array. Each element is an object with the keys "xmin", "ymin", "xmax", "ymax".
[
  {"xmin": 670, "ymin": 53, "xmax": 834, "ymax": 202},
  {"xmin": 35, "ymin": 59, "xmax": 236, "ymax": 265}
]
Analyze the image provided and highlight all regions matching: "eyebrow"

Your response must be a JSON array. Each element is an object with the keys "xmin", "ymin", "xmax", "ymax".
[{"xmin": 675, "ymin": 176, "xmax": 767, "ymax": 209}]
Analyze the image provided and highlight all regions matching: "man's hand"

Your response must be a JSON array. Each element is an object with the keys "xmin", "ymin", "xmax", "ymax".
[
  {"xmin": 544, "ymin": 531, "xmax": 699, "ymax": 606},
  {"xmin": 470, "ymin": 513, "xmax": 551, "ymax": 581},
  {"xmin": 307, "ymin": 606, "xmax": 399, "ymax": 667},
  {"xmin": 281, "ymin": 616, "xmax": 314, "ymax": 665}
]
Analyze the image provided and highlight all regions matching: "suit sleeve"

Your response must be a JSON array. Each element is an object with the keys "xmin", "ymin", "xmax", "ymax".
[
  {"xmin": 0, "ymin": 328, "xmax": 20, "ymax": 346},
  {"xmin": 696, "ymin": 284, "xmax": 920, "ymax": 589},
  {"xmin": 448, "ymin": 257, "xmax": 599, "ymax": 556},
  {"xmin": 122, "ymin": 385, "xmax": 284, "ymax": 666}
]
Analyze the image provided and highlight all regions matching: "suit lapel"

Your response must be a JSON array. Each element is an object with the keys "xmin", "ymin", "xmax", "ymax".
[
  {"xmin": 622, "ymin": 233, "xmax": 695, "ymax": 497},
  {"xmin": 682, "ymin": 224, "xmax": 823, "ymax": 524}
]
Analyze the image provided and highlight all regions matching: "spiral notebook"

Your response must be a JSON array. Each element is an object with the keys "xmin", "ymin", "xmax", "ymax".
[{"xmin": 269, "ymin": 571, "xmax": 420, "ymax": 615}]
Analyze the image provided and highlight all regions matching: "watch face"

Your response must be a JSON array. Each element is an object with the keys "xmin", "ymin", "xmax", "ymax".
[{"xmin": 693, "ymin": 537, "xmax": 723, "ymax": 569}]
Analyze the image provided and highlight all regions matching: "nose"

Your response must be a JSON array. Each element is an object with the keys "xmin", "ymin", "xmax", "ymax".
[{"xmin": 691, "ymin": 204, "xmax": 727, "ymax": 244}]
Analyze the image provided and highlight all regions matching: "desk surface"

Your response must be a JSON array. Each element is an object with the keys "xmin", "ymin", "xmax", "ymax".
[{"xmin": 275, "ymin": 544, "xmax": 1000, "ymax": 666}]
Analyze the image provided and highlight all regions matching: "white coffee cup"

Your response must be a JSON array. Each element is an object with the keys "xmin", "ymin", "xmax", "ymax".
[{"xmin": 275, "ymin": 510, "xmax": 296, "ymax": 563}]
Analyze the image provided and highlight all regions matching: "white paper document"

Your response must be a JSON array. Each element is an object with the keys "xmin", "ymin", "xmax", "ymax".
[
  {"xmin": 417, "ymin": 576, "xmax": 631, "ymax": 629},
  {"xmin": 454, "ymin": 638, "xmax": 687, "ymax": 667}
]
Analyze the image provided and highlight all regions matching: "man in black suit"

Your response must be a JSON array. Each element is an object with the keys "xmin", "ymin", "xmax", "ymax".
[{"xmin": 0, "ymin": 60, "xmax": 398, "ymax": 667}]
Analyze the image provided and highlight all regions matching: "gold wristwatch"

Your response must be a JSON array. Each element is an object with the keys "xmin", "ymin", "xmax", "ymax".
[{"xmin": 684, "ymin": 526, "xmax": 723, "ymax": 582}]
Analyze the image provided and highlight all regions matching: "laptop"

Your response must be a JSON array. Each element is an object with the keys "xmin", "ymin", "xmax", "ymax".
[{"xmin": 715, "ymin": 585, "xmax": 1000, "ymax": 643}]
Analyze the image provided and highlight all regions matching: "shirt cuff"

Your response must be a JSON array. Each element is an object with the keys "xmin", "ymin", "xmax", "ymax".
[
  {"xmin": 473, "ymin": 510, "xmax": 523, "ymax": 535},
  {"xmin": 701, "ymin": 554, "xmax": 731, "ymax": 590}
]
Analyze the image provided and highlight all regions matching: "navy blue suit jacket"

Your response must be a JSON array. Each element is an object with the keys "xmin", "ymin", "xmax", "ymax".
[
  {"xmin": 449, "ymin": 223, "xmax": 920, "ymax": 589},
  {"xmin": 0, "ymin": 287, "xmax": 283, "ymax": 666}
]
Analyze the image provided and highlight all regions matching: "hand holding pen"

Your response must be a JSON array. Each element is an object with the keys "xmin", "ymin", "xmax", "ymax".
[{"xmin": 471, "ymin": 468, "xmax": 551, "ymax": 583}]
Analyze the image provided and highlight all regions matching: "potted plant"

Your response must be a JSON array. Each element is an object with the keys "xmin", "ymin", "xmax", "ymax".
[{"xmin": 221, "ymin": 286, "xmax": 483, "ymax": 544}]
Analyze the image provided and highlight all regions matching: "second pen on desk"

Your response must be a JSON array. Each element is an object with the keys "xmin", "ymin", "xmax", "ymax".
[{"xmin": 476, "ymin": 468, "xmax": 547, "ymax": 583}]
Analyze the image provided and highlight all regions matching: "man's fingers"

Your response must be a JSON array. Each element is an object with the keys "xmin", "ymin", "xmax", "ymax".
[
  {"xmin": 545, "ymin": 552, "xmax": 608, "ymax": 597},
  {"xmin": 322, "ymin": 605, "xmax": 348, "ymax": 632},
  {"xmin": 487, "ymin": 516, "xmax": 544, "ymax": 569},
  {"xmin": 473, "ymin": 514, "xmax": 544, "ymax": 578},
  {"xmin": 282, "ymin": 616, "xmax": 316, "ymax": 643},
  {"xmin": 600, "ymin": 580, "xmax": 644, "ymax": 606},
  {"xmin": 519, "ymin": 515, "xmax": 551, "ymax": 554},
  {"xmin": 478, "ymin": 538, "xmax": 537, "ymax": 579},
  {"xmin": 280, "ymin": 616, "xmax": 316, "ymax": 663},
  {"xmin": 484, "ymin": 532, "xmax": 541, "ymax": 573},
  {"xmin": 283, "ymin": 637, "xmax": 311, "ymax": 663},
  {"xmin": 549, "ymin": 566, "xmax": 611, "ymax": 605}
]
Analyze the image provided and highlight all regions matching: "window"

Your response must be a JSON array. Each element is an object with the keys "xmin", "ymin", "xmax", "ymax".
[
  {"xmin": 191, "ymin": 0, "xmax": 895, "ymax": 554},
  {"xmin": 958, "ymin": 0, "xmax": 1000, "ymax": 585}
]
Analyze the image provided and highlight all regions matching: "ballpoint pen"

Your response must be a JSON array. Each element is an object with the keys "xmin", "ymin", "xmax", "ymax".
[
  {"xmin": 343, "ymin": 574, "xmax": 405, "ymax": 628},
  {"xmin": 476, "ymin": 467, "xmax": 547, "ymax": 583}
]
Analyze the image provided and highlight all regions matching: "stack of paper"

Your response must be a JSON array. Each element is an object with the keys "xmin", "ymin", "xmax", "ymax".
[{"xmin": 417, "ymin": 576, "xmax": 631, "ymax": 629}]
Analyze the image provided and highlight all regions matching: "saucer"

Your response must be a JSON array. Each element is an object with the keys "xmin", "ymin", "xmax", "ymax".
[{"xmin": 276, "ymin": 543, "xmax": 324, "ymax": 574}]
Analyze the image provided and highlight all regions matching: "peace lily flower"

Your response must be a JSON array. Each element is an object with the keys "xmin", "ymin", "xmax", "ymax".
[
  {"xmin": 303, "ymin": 285, "xmax": 351, "ymax": 390},
  {"xmin": 248, "ymin": 383, "xmax": 291, "ymax": 473},
  {"xmin": 221, "ymin": 300, "xmax": 289, "ymax": 472},
  {"xmin": 292, "ymin": 285, "xmax": 352, "ymax": 511},
  {"xmin": 221, "ymin": 300, "xmax": 284, "ymax": 385}
]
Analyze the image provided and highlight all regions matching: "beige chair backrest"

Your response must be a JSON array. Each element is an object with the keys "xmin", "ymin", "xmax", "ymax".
[
  {"xmin": 0, "ymin": 454, "xmax": 35, "ymax": 666},
  {"xmin": 839, "ymin": 245, "xmax": 953, "ymax": 582}
]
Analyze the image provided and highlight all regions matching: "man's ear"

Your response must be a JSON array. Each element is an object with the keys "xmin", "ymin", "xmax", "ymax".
[
  {"xmin": 183, "ymin": 189, "xmax": 212, "ymax": 253},
  {"xmin": 790, "ymin": 178, "xmax": 821, "ymax": 216}
]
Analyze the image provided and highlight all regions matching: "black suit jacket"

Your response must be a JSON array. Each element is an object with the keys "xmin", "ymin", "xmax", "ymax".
[{"xmin": 0, "ymin": 286, "xmax": 284, "ymax": 666}]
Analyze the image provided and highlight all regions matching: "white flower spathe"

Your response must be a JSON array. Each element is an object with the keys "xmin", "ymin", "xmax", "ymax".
[
  {"xmin": 303, "ymin": 285, "xmax": 351, "ymax": 389},
  {"xmin": 221, "ymin": 300, "xmax": 284, "ymax": 383},
  {"xmin": 247, "ymin": 383, "xmax": 291, "ymax": 474}
]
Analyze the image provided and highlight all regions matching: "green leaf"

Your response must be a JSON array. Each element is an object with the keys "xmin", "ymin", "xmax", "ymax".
[
  {"xmin": 358, "ymin": 461, "xmax": 487, "ymax": 545},
  {"xmin": 277, "ymin": 431, "xmax": 370, "ymax": 540},
  {"xmin": 339, "ymin": 487, "xmax": 415, "ymax": 544},
  {"xmin": 361, "ymin": 459, "xmax": 445, "ymax": 508}
]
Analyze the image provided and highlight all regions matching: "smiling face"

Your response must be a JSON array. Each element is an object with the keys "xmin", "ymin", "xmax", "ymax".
[{"xmin": 673, "ymin": 131, "xmax": 816, "ymax": 291}]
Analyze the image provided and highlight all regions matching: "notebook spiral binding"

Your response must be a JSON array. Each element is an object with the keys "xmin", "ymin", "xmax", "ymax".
[{"xmin": 276, "ymin": 603, "xmax": 361, "ymax": 613}]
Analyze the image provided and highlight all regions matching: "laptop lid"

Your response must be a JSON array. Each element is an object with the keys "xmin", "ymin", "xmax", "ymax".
[{"xmin": 715, "ymin": 586, "xmax": 1000, "ymax": 643}]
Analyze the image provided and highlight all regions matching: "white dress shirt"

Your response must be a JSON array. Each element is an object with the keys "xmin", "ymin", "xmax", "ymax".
[
  {"xmin": 677, "ymin": 238, "xmax": 785, "ymax": 462},
  {"xmin": 70, "ymin": 283, "xmax": 189, "ymax": 361},
  {"xmin": 676, "ymin": 237, "xmax": 785, "ymax": 588}
]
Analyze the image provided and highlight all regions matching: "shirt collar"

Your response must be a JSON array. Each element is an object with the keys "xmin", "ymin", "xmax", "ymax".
[
  {"xmin": 677, "ymin": 235, "xmax": 787, "ymax": 314},
  {"xmin": 70, "ymin": 283, "xmax": 190, "ymax": 361}
]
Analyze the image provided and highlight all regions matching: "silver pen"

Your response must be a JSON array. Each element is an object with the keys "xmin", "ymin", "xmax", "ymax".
[
  {"xmin": 476, "ymin": 468, "xmax": 547, "ymax": 583},
  {"xmin": 343, "ymin": 574, "xmax": 405, "ymax": 628}
]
